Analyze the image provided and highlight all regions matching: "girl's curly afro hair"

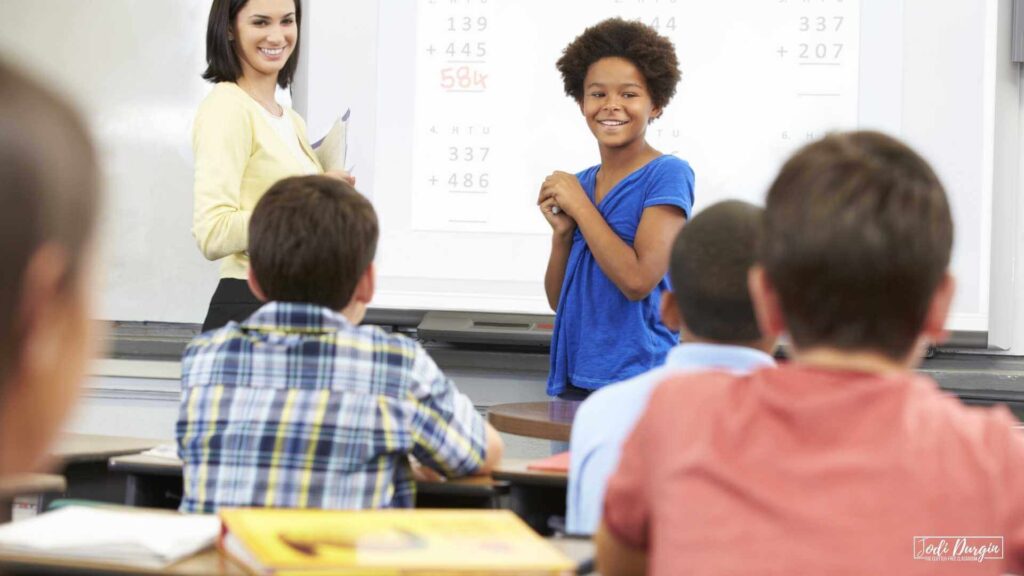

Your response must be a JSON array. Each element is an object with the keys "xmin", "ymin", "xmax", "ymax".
[{"xmin": 556, "ymin": 18, "xmax": 681, "ymax": 111}]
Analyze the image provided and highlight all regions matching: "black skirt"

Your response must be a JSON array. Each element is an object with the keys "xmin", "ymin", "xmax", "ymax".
[{"xmin": 201, "ymin": 278, "xmax": 262, "ymax": 332}]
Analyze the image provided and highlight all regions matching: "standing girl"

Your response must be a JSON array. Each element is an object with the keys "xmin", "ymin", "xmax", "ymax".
[
  {"xmin": 539, "ymin": 18, "xmax": 693, "ymax": 398},
  {"xmin": 193, "ymin": 0, "xmax": 352, "ymax": 331}
]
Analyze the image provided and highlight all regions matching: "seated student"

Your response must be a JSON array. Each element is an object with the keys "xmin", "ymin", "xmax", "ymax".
[
  {"xmin": 0, "ymin": 62, "xmax": 100, "ymax": 478},
  {"xmin": 566, "ymin": 200, "xmax": 775, "ymax": 535},
  {"xmin": 597, "ymin": 131, "xmax": 1024, "ymax": 575},
  {"xmin": 177, "ymin": 175, "xmax": 504, "ymax": 513}
]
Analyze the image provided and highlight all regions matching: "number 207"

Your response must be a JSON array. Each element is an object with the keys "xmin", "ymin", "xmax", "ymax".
[{"xmin": 799, "ymin": 43, "xmax": 843, "ymax": 59}]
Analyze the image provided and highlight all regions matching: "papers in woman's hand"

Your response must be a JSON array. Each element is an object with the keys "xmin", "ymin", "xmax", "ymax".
[{"xmin": 314, "ymin": 112, "xmax": 349, "ymax": 173}]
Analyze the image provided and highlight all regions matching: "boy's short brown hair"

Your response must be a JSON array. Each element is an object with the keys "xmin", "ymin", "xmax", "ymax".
[
  {"xmin": 759, "ymin": 131, "xmax": 953, "ymax": 360},
  {"xmin": 671, "ymin": 200, "xmax": 763, "ymax": 343},
  {"xmin": 556, "ymin": 17, "xmax": 681, "ymax": 111},
  {"xmin": 0, "ymin": 60, "xmax": 99, "ymax": 382},
  {"xmin": 248, "ymin": 175, "xmax": 378, "ymax": 310}
]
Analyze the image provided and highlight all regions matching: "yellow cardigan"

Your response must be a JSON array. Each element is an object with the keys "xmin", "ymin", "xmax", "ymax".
[{"xmin": 192, "ymin": 82, "xmax": 323, "ymax": 280}]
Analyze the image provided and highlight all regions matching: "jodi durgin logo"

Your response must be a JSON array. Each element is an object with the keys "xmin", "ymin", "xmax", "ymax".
[{"xmin": 913, "ymin": 536, "xmax": 1003, "ymax": 562}]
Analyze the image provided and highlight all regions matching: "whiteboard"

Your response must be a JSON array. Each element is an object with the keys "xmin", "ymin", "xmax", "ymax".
[
  {"xmin": 302, "ymin": 0, "xmax": 1000, "ymax": 332},
  {"xmin": 0, "ymin": 0, "xmax": 1005, "ymax": 334},
  {"xmin": 0, "ymin": 0, "xmax": 218, "ymax": 323}
]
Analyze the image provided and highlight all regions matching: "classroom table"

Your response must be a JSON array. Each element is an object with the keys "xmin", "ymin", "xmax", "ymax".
[
  {"xmin": 0, "ymin": 474, "xmax": 66, "ymax": 524},
  {"xmin": 0, "ymin": 534, "xmax": 593, "ymax": 575},
  {"xmin": 0, "ymin": 545, "xmax": 247, "ymax": 575},
  {"xmin": 487, "ymin": 400, "xmax": 581, "ymax": 442},
  {"xmin": 493, "ymin": 459, "xmax": 568, "ymax": 488},
  {"xmin": 106, "ymin": 454, "xmax": 183, "ymax": 509},
  {"xmin": 53, "ymin": 434, "xmax": 168, "ymax": 504},
  {"xmin": 108, "ymin": 451, "xmax": 511, "ymax": 510},
  {"xmin": 53, "ymin": 435, "xmax": 165, "ymax": 465},
  {"xmin": 493, "ymin": 459, "xmax": 569, "ymax": 536},
  {"xmin": 108, "ymin": 452, "xmax": 578, "ymax": 532}
]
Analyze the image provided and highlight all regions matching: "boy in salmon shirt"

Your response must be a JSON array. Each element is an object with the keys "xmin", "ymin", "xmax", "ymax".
[{"xmin": 598, "ymin": 131, "xmax": 1024, "ymax": 575}]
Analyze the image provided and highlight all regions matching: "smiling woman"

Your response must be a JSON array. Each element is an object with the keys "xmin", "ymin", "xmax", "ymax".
[{"xmin": 192, "ymin": 0, "xmax": 355, "ymax": 332}]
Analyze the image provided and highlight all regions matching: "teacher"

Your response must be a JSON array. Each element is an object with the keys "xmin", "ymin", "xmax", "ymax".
[{"xmin": 192, "ymin": 0, "xmax": 352, "ymax": 331}]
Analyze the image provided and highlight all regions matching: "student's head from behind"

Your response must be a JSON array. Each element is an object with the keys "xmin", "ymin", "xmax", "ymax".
[
  {"xmin": 557, "ymin": 18, "xmax": 680, "ymax": 148},
  {"xmin": 203, "ymin": 0, "xmax": 303, "ymax": 90},
  {"xmin": 0, "ymin": 61, "xmax": 100, "ymax": 477},
  {"xmin": 752, "ymin": 131, "xmax": 954, "ymax": 364},
  {"xmin": 248, "ymin": 176, "xmax": 378, "ymax": 323},
  {"xmin": 662, "ymin": 200, "xmax": 770, "ymax": 351}
]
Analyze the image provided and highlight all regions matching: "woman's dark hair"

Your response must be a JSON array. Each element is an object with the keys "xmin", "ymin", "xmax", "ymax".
[
  {"xmin": 557, "ymin": 17, "xmax": 681, "ymax": 111},
  {"xmin": 202, "ymin": 0, "xmax": 303, "ymax": 89}
]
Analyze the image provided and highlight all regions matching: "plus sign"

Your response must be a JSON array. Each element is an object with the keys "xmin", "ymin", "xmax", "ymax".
[
  {"xmin": 429, "ymin": 175, "xmax": 438, "ymax": 186},
  {"xmin": 426, "ymin": 45, "xmax": 436, "ymax": 56},
  {"xmin": 777, "ymin": 46, "xmax": 788, "ymax": 58}
]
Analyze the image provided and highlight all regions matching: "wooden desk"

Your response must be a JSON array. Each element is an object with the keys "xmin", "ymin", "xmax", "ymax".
[
  {"xmin": 492, "ymin": 459, "xmax": 568, "ymax": 536},
  {"xmin": 487, "ymin": 401, "xmax": 580, "ymax": 442},
  {"xmin": 0, "ymin": 433, "xmax": 154, "ymax": 520},
  {"xmin": 109, "ymin": 453, "xmax": 572, "ymax": 536},
  {"xmin": 493, "ymin": 459, "xmax": 568, "ymax": 487},
  {"xmin": 53, "ymin": 434, "xmax": 168, "ymax": 505},
  {"xmin": 0, "ymin": 474, "xmax": 67, "ymax": 524},
  {"xmin": 0, "ymin": 534, "xmax": 589, "ymax": 575},
  {"xmin": 0, "ymin": 547, "xmax": 245, "ymax": 575},
  {"xmin": 109, "ymin": 452, "xmax": 511, "ymax": 509},
  {"xmin": 107, "ymin": 454, "xmax": 182, "ymax": 508},
  {"xmin": 53, "ymin": 435, "xmax": 164, "ymax": 465}
]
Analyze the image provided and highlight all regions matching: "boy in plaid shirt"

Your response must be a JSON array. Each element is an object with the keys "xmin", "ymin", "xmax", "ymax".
[{"xmin": 177, "ymin": 175, "xmax": 504, "ymax": 513}]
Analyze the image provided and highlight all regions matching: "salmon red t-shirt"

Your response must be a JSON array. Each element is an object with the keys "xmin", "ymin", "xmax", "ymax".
[{"xmin": 603, "ymin": 364, "xmax": 1024, "ymax": 575}]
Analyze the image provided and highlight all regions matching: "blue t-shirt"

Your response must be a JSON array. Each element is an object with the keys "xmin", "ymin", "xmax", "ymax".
[{"xmin": 547, "ymin": 155, "xmax": 695, "ymax": 396}]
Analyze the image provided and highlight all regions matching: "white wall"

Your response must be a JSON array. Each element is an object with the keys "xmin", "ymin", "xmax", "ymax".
[{"xmin": 941, "ymin": 0, "xmax": 1023, "ymax": 354}]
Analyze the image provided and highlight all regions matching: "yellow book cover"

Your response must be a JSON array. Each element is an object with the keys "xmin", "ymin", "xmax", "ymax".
[{"xmin": 218, "ymin": 508, "xmax": 576, "ymax": 575}]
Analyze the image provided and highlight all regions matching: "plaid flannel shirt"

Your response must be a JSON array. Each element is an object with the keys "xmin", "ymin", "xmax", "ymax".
[{"xmin": 176, "ymin": 302, "xmax": 487, "ymax": 513}]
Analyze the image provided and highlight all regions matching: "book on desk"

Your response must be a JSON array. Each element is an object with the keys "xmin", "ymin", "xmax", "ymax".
[
  {"xmin": 0, "ymin": 505, "xmax": 219, "ymax": 570},
  {"xmin": 220, "ymin": 508, "xmax": 575, "ymax": 575}
]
